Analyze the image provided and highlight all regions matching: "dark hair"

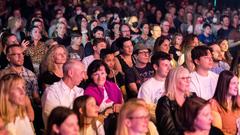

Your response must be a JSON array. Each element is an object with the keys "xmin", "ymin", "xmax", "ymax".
[
  {"xmin": 202, "ymin": 23, "xmax": 211, "ymax": 29},
  {"xmin": 213, "ymin": 70, "xmax": 239, "ymax": 111},
  {"xmin": 191, "ymin": 45, "xmax": 211, "ymax": 66},
  {"xmin": 87, "ymin": 60, "xmax": 110, "ymax": 82},
  {"xmin": 178, "ymin": 96, "xmax": 209, "ymax": 132},
  {"xmin": 75, "ymin": 14, "xmax": 87, "ymax": 33},
  {"xmin": 92, "ymin": 26, "xmax": 104, "ymax": 34},
  {"xmin": 92, "ymin": 38, "xmax": 106, "ymax": 46},
  {"xmin": 73, "ymin": 95, "xmax": 99, "ymax": 134},
  {"xmin": 116, "ymin": 37, "xmax": 131, "ymax": 49},
  {"xmin": 1, "ymin": 32, "xmax": 15, "ymax": 48},
  {"xmin": 46, "ymin": 106, "xmax": 76, "ymax": 135},
  {"xmin": 100, "ymin": 48, "xmax": 114, "ymax": 60},
  {"xmin": 151, "ymin": 51, "xmax": 171, "ymax": 68},
  {"xmin": 6, "ymin": 44, "xmax": 21, "ymax": 54},
  {"xmin": 153, "ymin": 36, "xmax": 170, "ymax": 53},
  {"xmin": 182, "ymin": 34, "xmax": 198, "ymax": 51},
  {"xmin": 220, "ymin": 15, "xmax": 229, "ymax": 22}
]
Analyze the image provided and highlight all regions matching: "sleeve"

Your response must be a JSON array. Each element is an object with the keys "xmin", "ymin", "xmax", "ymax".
[
  {"xmin": 189, "ymin": 74, "xmax": 199, "ymax": 96},
  {"xmin": 42, "ymin": 88, "xmax": 60, "ymax": 126},
  {"xmin": 138, "ymin": 84, "xmax": 152, "ymax": 103},
  {"xmin": 209, "ymin": 99, "xmax": 223, "ymax": 130},
  {"xmin": 155, "ymin": 97, "xmax": 181, "ymax": 135}
]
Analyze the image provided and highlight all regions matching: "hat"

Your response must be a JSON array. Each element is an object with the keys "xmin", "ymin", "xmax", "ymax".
[{"xmin": 133, "ymin": 42, "xmax": 151, "ymax": 54}]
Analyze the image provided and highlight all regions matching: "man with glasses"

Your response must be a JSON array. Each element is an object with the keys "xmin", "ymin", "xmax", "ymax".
[{"xmin": 125, "ymin": 43, "xmax": 154, "ymax": 99}]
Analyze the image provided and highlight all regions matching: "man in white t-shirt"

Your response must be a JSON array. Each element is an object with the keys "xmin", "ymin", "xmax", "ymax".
[
  {"xmin": 138, "ymin": 51, "xmax": 171, "ymax": 104},
  {"xmin": 82, "ymin": 38, "xmax": 107, "ymax": 70},
  {"xmin": 190, "ymin": 45, "xmax": 219, "ymax": 100},
  {"xmin": 42, "ymin": 59, "xmax": 85, "ymax": 127}
]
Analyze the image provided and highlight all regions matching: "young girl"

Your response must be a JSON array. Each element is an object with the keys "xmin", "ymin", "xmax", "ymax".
[{"xmin": 73, "ymin": 95, "xmax": 105, "ymax": 135}]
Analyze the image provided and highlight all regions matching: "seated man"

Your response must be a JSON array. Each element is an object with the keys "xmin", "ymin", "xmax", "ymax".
[{"xmin": 42, "ymin": 59, "xmax": 85, "ymax": 127}]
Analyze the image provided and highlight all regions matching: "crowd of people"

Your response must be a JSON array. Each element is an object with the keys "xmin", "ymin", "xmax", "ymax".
[{"xmin": 0, "ymin": 0, "xmax": 240, "ymax": 135}]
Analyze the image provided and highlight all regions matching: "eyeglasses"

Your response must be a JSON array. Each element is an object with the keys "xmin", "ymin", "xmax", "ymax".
[
  {"xmin": 128, "ymin": 115, "xmax": 150, "ymax": 120},
  {"xmin": 138, "ymin": 51, "xmax": 150, "ymax": 55},
  {"xmin": 179, "ymin": 76, "xmax": 191, "ymax": 81}
]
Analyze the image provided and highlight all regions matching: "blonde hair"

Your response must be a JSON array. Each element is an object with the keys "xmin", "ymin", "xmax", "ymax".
[
  {"xmin": 116, "ymin": 100, "xmax": 149, "ymax": 135},
  {"xmin": 40, "ymin": 45, "xmax": 68, "ymax": 74},
  {"xmin": 0, "ymin": 74, "xmax": 26, "ymax": 123},
  {"xmin": 165, "ymin": 66, "xmax": 190, "ymax": 100}
]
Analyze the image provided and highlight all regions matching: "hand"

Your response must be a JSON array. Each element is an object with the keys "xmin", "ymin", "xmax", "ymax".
[
  {"xmin": 113, "ymin": 104, "xmax": 122, "ymax": 113},
  {"xmin": 21, "ymin": 40, "xmax": 30, "ymax": 51}
]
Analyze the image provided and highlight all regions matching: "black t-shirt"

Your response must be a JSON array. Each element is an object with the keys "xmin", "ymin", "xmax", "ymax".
[{"xmin": 125, "ymin": 63, "xmax": 154, "ymax": 99}]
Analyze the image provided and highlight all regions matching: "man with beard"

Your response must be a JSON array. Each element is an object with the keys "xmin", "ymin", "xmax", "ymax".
[{"xmin": 210, "ymin": 43, "xmax": 230, "ymax": 74}]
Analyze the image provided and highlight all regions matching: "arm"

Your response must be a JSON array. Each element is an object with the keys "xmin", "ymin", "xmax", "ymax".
[
  {"xmin": 25, "ymin": 96, "xmax": 34, "ymax": 122},
  {"xmin": 210, "ymin": 99, "xmax": 223, "ymax": 129}
]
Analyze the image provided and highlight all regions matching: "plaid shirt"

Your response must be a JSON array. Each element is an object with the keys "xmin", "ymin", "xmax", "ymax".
[{"xmin": 0, "ymin": 66, "xmax": 39, "ymax": 100}]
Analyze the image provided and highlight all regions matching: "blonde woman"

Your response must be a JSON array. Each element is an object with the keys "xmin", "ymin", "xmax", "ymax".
[
  {"xmin": 39, "ymin": 45, "xmax": 68, "ymax": 89},
  {"xmin": 116, "ymin": 99, "xmax": 153, "ymax": 135},
  {"xmin": 155, "ymin": 66, "xmax": 196, "ymax": 135},
  {"xmin": 0, "ymin": 74, "xmax": 35, "ymax": 135}
]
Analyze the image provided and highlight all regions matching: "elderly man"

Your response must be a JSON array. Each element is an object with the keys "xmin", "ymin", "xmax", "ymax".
[{"xmin": 42, "ymin": 59, "xmax": 85, "ymax": 127}]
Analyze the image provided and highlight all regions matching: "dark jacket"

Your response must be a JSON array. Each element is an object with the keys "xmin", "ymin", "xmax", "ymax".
[{"xmin": 156, "ymin": 95, "xmax": 183, "ymax": 135}]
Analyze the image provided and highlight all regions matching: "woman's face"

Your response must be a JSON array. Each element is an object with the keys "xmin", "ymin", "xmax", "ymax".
[
  {"xmin": 228, "ymin": 76, "xmax": 239, "ymax": 97},
  {"xmin": 85, "ymin": 97, "xmax": 99, "ymax": 118},
  {"xmin": 113, "ymin": 24, "xmax": 120, "ymax": 35},
  {"xmin": 8, "ymin": 80, "xmax": 26, "ymax": 106},
  {"xmin": 219, "ymin": 40, "xmax": 229, "ymax": 52},
  {"xmin": 193, "ymin": 104, "xmax": 212, "ymax": 131},
  {"xmin": 176, "ymin": 69, "xmax": 191, "ymax": 93},
  {"xmin": 175, "ymin": 35, "xmax": 183, "ymax": 46},
  {"xmin": 81, "ymin": 18, "xmax": 88, "ymax": 28},
  {"xmin": 31, "ymin": 27, "xmax": 42, "ymax": 41},
  {"xmin": 123, "ymin": 40, "xmax": 133, "ymax": 56},
  {"xmin": 104, "ymin": 53, "xmax": 115, "ymax": 69},
  {"xmin": 127, "ymin": 107, "xmax": 149, "ymax": 134},
  {"xmin": 90, "ymin": 21, "xmax": 98, "ymax": 31},
  {"xmin": 57, "ymin": 114, "xmax": 79, "ymax": 135},
  {"xmin": 53, "ymin": 47, "xmax": 67, "ymax": 64},
  {"xmin": 91, "ymin": 66, "xmax": 107, "ymax": 87},
  {"xmin": 142, "ymin": 24, "xmax": 149, "ymax": 35},
  {"xmin": 160, "ymin": 39, "xmax": 170, "ymax": 53},
  {"xmin": 57, "ymin": 23, "xmax": 66, "ymax": 37}
]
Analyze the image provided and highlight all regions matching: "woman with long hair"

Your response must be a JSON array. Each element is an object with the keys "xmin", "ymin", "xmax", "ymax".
[
  {"xmin": 39, "ymin": 45, "xmax": 68, "ymax": 89},
  {"xmin": 46, "ymin": 106, "xmax": 79, "ymax": 135},
  {"xmin": 0, "ymin": 74, "xmax": 35, "ymax": 135},
  {"xmin": 178, "ymin": 96, "xmax": 223, "ymax": 135},
  {"xmin": 210, "ymin": 70, "xmax": 240, "ymax": 135},
  {"xmin": 156, "ymin": 66, "xmax": 195, "ymax": 135},
  {"xmin": 73, "ymin": 95, "xmax": 105, "ymax": 135},
  {"xmin": 25, "ymin": 26, "xmax": 48, "ymax": 75}
]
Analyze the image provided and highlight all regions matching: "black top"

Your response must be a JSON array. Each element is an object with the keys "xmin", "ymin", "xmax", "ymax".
[
  {"xmin": 179, "ymin": 126, "xmax": 224, "ymax": 135},
  {"xmin": 156, "ymin": 93, "xmax": 197, "ymax": 135}
]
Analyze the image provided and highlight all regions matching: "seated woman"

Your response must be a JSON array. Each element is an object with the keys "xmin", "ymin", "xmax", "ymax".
[
  {"xmin": 73, "ymin": 95, "xmax": 105, "ymax": 135},
  {"xmin": 210, "ymin": 70, "xmax": 240, "ymax": 135},
  {"xmin": 46, "ymin": 106, "xmax": 79, "ymax": 135},
  {"xmin": 0, "ymin": 74, "xmax": 35, "ymax": 135},
  {"xmin": 178, "ymin": 96, "xmax": 223, "ymax": 135},
  {"xmin": 39, "ymin": 45, "xmax": 68, "ymax": 90},
  {"xmin": 115, "ymin": 98, "xmax": 155, "ymax": 135},
  {"xmin": 84, "ymin": 60, "xmax": 123, "ymax": 116},
  {"xmin": 156, "ymin": 66, "xmax": 196, "ymax": 135}
]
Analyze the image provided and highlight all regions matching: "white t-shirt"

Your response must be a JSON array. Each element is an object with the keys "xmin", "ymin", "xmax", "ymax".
[
  {"xmin": 99, "ymin": 87, "xmax": 114, "ymax": 112},
  {"xmin": 82, "ymin": 120, "xmax": 105, "ymax": 135},
  {"xmin": 82, "ymin": 55, "xmax": 95, "ymax": 71},
  {"xmin": 190, "ymin": 71, "xmax": 219, "ymax": 100},
  {"xmin": 6, "ymin": 116, "xmax": 35, "ymax": 135},
  {"xmin": 138, "ymin": 77, "xmax": 165, "ymax": 104}
]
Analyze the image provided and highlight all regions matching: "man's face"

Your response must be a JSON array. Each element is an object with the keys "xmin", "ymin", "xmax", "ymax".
[
  {"xmin": 151, "ymin": 26, "xmax": 161, "ymax": 39},
  {"xmin": 135, "ymin": 49, "xmax": 150, "ymax": 65},
  {"xmin": 121, "ymin": 25, "xmax": 131, "ymax": 38},
  {"xmin": 154, "ymin": 59, "xmax": 171, "ymax": 78},
  {"xmin": 195, "ymin": 50, "xmax": 213, "ymax": 70},
  {"xmin": 210, "ymin": 44, "xmax": 223, "ymax": 62},
  {"xmin": 7, "ymin": 46, "xmax": 24, "ymax": 66}
]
